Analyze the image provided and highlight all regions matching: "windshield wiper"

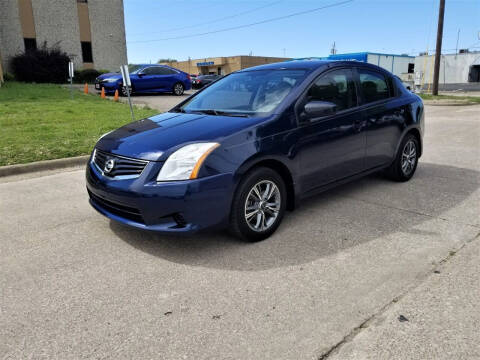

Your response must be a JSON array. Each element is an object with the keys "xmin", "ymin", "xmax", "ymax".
[
  {"xmin": 194, "ymin": 109, "xmax": 250, "ymax": 117},
  {"xmin": 195, "ymin": 109, "xmax": 219, "ymax": 116}
]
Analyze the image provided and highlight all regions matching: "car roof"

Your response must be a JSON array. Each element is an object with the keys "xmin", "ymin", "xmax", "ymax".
[
  {"xmin": 137, "ymin": 64, "xmax": 167, "ymax": 67},
  {"xmin": 238, "ymin": 59, "xmax": 392, "ymax": 75}
]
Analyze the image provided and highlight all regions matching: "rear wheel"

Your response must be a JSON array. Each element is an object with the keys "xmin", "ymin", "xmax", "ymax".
[
  {"xmin": 173, "ymin": 82, "xmax": 184, "ymax": 96},
  {"xmin": 386, "ymin": 133, "xmax": 419, "ymax": 182},
  {"xmin": 230, "ymin": 167, "xmax": 286, "ymax": 242}
]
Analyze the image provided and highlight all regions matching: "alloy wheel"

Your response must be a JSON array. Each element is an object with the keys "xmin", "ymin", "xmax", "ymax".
[
  {"xmin": 401, "ymin": 140, "xmax": 417, "ymax": 176},
  {"xmin": 174, "ymin": 83, "xmax": 184, "ymax": 95},
  {"xmin": 244, "ymin": 180, "xmax": 281, "ymax": 232}
]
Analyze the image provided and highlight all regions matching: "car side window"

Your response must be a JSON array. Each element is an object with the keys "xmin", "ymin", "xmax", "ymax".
[
  {"xmin": 306, "ymin": 69, "xmax": 357, "ymax": 112},
  {"xmin": 158, "ymin": 67, "xmax": 177, "ymax": 75},
  {"xmin": 358, "ymin": 69, "xmax": 390, "ymax": 103},
  {"xmin": 142, "ymin": 67, "xmax": 157, "ymax": 75}
]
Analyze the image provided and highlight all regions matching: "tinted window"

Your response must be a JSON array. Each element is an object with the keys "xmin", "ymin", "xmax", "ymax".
[
  {"xmin": 359, "ymin": 69, "xmax": 390, "ymax": 103},
  {"xmin": 142, "ymin": 67, "xmax": 161, "ymax": 75},
  {"xmin": 158, "ymin": 67, "xmax": 177, "ymax": 75},
  {"xmin": 181, "ymin": 70, "xmax": 307, "ymax": 115},
  {"xmin": 81, "ymin": 41, "xmax": 93, "ymax": 62},
  {"xmin": 143, "ymin": 67, "xmax": 177, "ymax": 75},
  {"xmin": 128, "ymin": 64, "xmax": 143, "ymax": 73},
  {"xmin": 307, "ymin": 69, "xmax": 357, "ymax": 111}
]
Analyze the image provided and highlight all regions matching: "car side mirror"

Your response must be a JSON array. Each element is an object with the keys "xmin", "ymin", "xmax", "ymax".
[
  {"xmin": 303, "ymin": 101, "xmax": 337, "ymax": 121},
  {"xmin": 137, "ymin": 72, "xmax": 145, "ymax": 77}
]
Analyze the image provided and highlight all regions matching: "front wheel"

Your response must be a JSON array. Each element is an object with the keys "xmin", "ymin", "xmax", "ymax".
[
  {"xmin": 230, "ymin": 167, "xmax": 286, "ymax": 242},
  {"xmin": 120, "ymin": 85, "xmax": 132, "ymax": 97},
  {"xmin": 386, "ymin": 133, "xmax": 419, "ymax": 182},
  {"xmin": 173, "ymin": 82, "xmax": 184, "ymax": 96}
]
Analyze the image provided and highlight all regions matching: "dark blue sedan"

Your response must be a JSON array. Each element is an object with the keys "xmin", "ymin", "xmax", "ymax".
[
  {"xmin": 86, "ymin": 60, "xmax": 424, "ymax": 241},
  {"xmin": 95, "ymin": 64, "xmax": 191, "ymax": 96}
]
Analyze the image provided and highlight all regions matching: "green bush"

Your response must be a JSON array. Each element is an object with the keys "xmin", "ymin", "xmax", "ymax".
[
  {"xmin": 3, "ymin": 72, "xmax": 15, "ymax": 81},
  {"xmin": 74, "ymin": 69, "xmax": 112, "ymax": 84},
  {"xmin": 10, "ymin": 42, "xmax": 70, "ymax": 83}
]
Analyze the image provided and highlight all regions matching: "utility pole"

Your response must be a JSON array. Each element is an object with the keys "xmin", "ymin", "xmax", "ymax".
[
  {"xmin": 432, "ymin": 0, "xmax": 445, "ymax": 96},
  {"xmin": 330, "ymin": 42, "xmax": 337, "ymax": 55},
  {"xmin": 455, "ymin": 29, "xmax": 460, "ymax": 55}
]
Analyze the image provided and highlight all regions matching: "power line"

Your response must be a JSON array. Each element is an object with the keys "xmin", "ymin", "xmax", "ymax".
[
  {"xmin": 128, "ymin": 0, "xmax": 354, "ymax": 43},
  {"xmin": 128, "ymin": 0, "xmax": 283, "ymax": 37}
]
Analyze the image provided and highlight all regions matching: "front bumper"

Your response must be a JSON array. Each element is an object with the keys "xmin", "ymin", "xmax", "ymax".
[
  {"xmin": 86, "ymin": 160, "xmax": 234, "ymax": 233},
  {"xmin": 94, "ymin": 81, "xmax": 120, "ymax": 93}
]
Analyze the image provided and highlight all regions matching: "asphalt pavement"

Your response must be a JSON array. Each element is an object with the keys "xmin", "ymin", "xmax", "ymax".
[{"xmin": 1, "ymin": 104, "xmax": 479, "ymax": 359}]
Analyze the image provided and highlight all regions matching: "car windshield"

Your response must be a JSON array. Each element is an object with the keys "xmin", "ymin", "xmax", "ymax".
[
  {"xmin": 128, "ymin": 64, "xmax": 143, "ymax": 73},
  {"xmin": 180, "ymin": 69, "xmax": 307, "ymax": 116}
]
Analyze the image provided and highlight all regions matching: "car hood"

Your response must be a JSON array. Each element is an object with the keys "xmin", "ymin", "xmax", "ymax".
[
  {"xmin": 97, "ymin": 72, "xmax": 122, "ymax": 81},
  {"xmin": 95, "ymin": 112, "xmax": 265, "ymax": 161}
]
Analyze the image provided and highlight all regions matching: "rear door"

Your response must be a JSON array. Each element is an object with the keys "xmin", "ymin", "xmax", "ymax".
[
  {"xmin": 157, "ymin": 67, "xmax": 180, "ymax": 91},
  {"xmin": 357, "ymin": 68, "xmax": 404, "ymax": 169}
]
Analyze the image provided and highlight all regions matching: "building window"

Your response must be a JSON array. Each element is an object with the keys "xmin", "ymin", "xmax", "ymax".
[
  {"xmin": 81, "ymin": 41, "xmax": 93, "ymax": 63},
  {"xmin": 24, "ymin": 38, "xmax": 37, "ymax": 52},
  {"xmin": 469, "ymin": 65, "xmax": 480, "ymax": 83},
  {"xmin": 408, "ymin": 63, "xmax": 414, "ymax": 74},
  {"xmin": 77, "ymin": 0, "xmax": 88, "ymax": 3}
]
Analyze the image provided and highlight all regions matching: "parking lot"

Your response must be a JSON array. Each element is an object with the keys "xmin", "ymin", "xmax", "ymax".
[{"xmin": 1, "ymin": 104, "xmax": 479, "ymax": 359}]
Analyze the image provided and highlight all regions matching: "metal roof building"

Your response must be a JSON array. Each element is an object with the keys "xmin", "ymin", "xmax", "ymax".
[{"xmin": 295, "ymin": 52, "xmax": 415, "ymax": 77}]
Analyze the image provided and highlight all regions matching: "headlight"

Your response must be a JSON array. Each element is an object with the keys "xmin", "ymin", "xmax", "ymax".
[
  {"xmin": 157, "ymin": 142, "xmax": 219, "ymax": 181},
  {"xmin": 103, "ymin": 78, "xmax": 118, "ymax": 83}
]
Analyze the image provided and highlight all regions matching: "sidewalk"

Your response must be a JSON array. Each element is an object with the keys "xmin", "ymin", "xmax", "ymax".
[{"xmin": 329, "ymin": 232, "xmax": 480, "ymax": 359}]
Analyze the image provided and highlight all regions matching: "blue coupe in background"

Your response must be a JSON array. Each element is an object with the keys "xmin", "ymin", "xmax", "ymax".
[{"xmin": 95, "ymin": 64, "xmax": 191, "ymax": 96}]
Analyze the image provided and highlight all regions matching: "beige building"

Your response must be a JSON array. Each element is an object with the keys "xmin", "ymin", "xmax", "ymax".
[
  {"xmin": 0, "ymin": 0, "xmax": 127, "ymax": 73},
  {"xmin": 161, "ymin": 55, "xmax": 291, "ymax": 75}
]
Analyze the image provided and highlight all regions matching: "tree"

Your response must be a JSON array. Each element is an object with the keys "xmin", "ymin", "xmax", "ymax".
[{"xmin": 157, "ymin": 58, "xmax": 178, "ymax": 63}]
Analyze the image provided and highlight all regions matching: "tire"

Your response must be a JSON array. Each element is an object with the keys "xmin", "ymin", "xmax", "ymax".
[
  {"xmin": 385, "ymin": 133, "xmax": 419, "ymax": 182},
  {"xmin": 120, "ymin": 85, "xmax": 132, "ymax": 97},
  {"xmin": 173, "ymin": 82, "xmax": 184, "ymax": 96},
  {"xmin": 229, "ymin": 167, "xmax": 287, "ymax": 242}
]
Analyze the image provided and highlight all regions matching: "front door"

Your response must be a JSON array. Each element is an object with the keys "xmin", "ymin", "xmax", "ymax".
[
  {"xmin": 134, "ymin": 66, "xmax": 160, "ymax": 91},
  {"xmin": 297, "ymin": 68, "xmax": 366, "ymax": 193}
]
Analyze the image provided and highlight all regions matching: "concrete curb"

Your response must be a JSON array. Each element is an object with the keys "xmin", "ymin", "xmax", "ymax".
[
  {"xmin": 423, "ymin": 100, "xmax": 480, "ymax": 106},
  {"xmin": 0, "ymin": 155, "xmax": 89, "ymax": 177}
]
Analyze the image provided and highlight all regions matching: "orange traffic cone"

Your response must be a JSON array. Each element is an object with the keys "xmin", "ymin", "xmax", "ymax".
[
  {"xmin": 83, "ymin": 83, "xmax": 88, "ymax": 94},
  {"xmin": 113, "ymin": 89, "xmax": 119, "ymax": 102},
  {"xmin": 100, "ymin": 87, "xmax": 106, "ymax": 99}
]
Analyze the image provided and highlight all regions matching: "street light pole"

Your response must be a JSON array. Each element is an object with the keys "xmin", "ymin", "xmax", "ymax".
[{"xmin": 432, "ymin": 0, "xmax": 445, "ymax": 96}]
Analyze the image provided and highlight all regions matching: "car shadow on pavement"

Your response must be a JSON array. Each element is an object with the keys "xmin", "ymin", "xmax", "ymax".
[{"xmin": 111, "ymin": 162, "xmax": 479, "ymax": 271}]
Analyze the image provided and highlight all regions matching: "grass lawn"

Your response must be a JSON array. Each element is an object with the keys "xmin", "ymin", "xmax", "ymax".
[
  {"xmin": 0, "ymin": 82, "xmax": 157, "ymax": 166},
  {"xmin": 418, "ymin": 93, "xmax": 480, "ymax": 104}
]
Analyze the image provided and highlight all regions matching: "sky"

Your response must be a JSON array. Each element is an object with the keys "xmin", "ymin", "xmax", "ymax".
[{"xmin": 124, "ymin": 0, "xmax": 480, "ymax": 64}]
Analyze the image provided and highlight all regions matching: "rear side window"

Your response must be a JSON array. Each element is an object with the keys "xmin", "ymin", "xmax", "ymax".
[
  {"xmin": 358, "ymin": 69, "xmax": 390, "ymax": 103},
  {"xmin": 158, "ymin": 67, "xmax": 177, "ymax": 75},
  {"xmin": 307, "ymin": 69, "xmax": 357, "ymax": 112}
]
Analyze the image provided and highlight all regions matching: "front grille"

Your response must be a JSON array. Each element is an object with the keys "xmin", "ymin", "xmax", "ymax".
[
  {"xmin": 93, "ymin": 149, "xmax": 148, "ymax": 179},
  {"xmin": 88, "ymin": 189, "xmax": 144, "ymax": 224}
]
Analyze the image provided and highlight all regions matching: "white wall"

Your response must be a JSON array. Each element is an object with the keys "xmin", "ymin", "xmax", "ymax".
[
  {"xmin": 415, "ymin": 52, "xmax": 480, "ymax": 85},
  {"xmin": 367, "ymin": 54, "xmax": 414, "ymax": 76}
]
